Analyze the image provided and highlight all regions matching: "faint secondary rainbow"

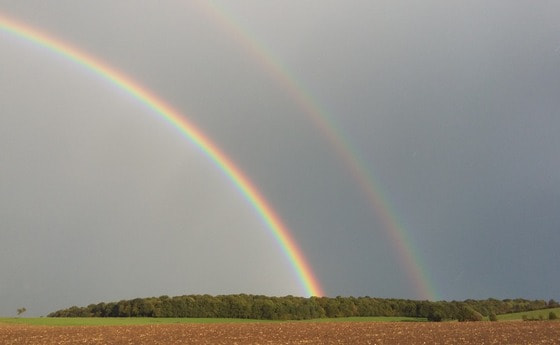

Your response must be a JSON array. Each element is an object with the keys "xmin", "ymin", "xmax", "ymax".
[
  {"xmin": 199, "ymin": 2, "xmax": 437, "ymax": 300},
  {"xmin": 0, "ymin": 14, "xmax": 324, "ymax": 297}
]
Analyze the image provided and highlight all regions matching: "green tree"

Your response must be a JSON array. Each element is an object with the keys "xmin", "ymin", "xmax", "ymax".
[
  {"xmin": 16, "ymin": 307, "xmax": 26, "ymax": 317},
  {"xmin": 425, "ymin": 302, "xmax": 447, "ymax": 322},
  {"xmin": 488, "ymin": 312, "xmax": 498, "ymax": 321}
]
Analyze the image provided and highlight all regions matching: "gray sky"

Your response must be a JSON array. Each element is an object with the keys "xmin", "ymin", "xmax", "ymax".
[{"xmin": 1, "ymin": 1, "xmax": 559, "ymax": 316}]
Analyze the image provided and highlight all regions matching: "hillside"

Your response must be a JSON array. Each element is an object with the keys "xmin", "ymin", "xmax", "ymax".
[{"xmin": 496, "ymin": 307, "xmax": 560, "ymax": 321}]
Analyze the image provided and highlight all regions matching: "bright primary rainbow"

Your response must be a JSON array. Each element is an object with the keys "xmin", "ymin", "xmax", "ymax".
[
  {"xmin": 200, "ymin": 3, "xmax": 437, "ymax": 300},
  {"xmin": 0, "ymin": 14, "xmax": 324, "ymax": 297}
]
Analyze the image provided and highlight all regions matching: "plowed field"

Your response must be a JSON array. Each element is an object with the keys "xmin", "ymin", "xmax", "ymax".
[{"xmin": 1, "ymin": 321, "xmax": 559, "ymax": 344}]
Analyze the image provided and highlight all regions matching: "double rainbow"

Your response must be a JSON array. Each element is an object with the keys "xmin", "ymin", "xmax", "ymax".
[
  {"xmin": 0, "ymin": 14, "xmax": 324, "ymax": 297},
  {"xmin": 199, "ymin": 3, "xmax": 437, "ymax": 300}
]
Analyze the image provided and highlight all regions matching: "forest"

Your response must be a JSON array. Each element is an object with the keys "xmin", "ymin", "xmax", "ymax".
[{"xmin": 48, "ymin": 295, "xmax": 559, "ymax": 321}]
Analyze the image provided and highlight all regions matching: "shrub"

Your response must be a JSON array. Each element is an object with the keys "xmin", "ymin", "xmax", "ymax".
[
  {"xmin": 457, "ymin": 306, "xmax": 483, "ymax": 322},
  {"xmin": 549, "ymin": 312, "xmax": 557, "ymax": 320},
  {"xmin": 427, "ymin": 310, "xmax": 444, "ymax": 322},
  {"xmin": 488, "ymin": 313, "xmax": 498, "ymax": 322}
]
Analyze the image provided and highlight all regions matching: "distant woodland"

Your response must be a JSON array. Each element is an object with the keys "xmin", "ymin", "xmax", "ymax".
[{"xmin": 48, "ymin": 295, "xmax": 559, "ymax": 321}]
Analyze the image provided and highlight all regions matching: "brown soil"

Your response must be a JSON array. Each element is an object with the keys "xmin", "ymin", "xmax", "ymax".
[{"xmin": 1, "ymin": 321, "xmax": 559, "ymax": 344}]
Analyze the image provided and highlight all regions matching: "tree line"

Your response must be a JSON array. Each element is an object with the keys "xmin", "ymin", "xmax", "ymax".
[{"xmin": 48, "ymin": 294, "xmax": 559, "ymax": 321}]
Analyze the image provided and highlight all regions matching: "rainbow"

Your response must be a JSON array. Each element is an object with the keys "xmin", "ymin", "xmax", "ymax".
[
  {"xmin": 0, "ymin": 14, "xmax": 324, "ymax": 297},
  {"xmin": 199, "ymin": 3, "xmax": 437, "ymax": 300}
]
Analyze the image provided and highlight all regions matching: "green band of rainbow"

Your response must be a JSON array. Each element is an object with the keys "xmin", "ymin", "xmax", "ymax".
[{"xmin": 0, "ymin": 14, "xmax": 324, "ymax": 297}]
